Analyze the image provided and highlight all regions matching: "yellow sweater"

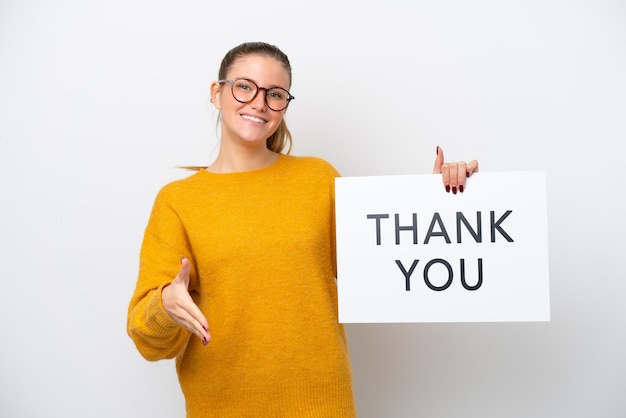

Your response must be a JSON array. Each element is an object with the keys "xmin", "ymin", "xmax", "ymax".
[{"xmin": 127, "ymin": 155, "xmax": 356, "ymax": 417}]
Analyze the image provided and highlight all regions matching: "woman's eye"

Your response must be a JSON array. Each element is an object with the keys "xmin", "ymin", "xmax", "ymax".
[{"xmin": 268, "ymin": 90, "xmax": 284, "ymax": 100}]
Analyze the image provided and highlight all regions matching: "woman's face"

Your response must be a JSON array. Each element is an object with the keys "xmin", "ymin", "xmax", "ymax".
[{"xmin": 212, "ymin": 55, "xmax": 290, "ymax": 149}]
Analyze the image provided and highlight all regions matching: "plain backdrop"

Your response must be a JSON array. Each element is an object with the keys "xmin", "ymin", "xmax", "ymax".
[{"xmin": 1, "ymin": 1, "xmax": 624, "ymax": 417}]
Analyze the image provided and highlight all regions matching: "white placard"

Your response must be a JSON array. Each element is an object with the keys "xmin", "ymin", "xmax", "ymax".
[{"xmin": 335, "ymin": 171, "xmax": 550, "ymax": 323}]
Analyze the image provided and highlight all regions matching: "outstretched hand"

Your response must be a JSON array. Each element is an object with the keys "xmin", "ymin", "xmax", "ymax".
[
  {"xmin": 161, "ymin": 257, "xmax": 210, "ymax": 346},
  {"xmin": 433, "ymin": 146, "xmax": 479, "ymax": 194}
]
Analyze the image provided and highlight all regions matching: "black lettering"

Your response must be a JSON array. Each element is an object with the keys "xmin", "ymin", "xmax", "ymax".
[
  {"xmin": 460, "ymin": 258, "xmax": 483, "ymax": 290},
  {"xmin": 456, "ymin": 211, "xmax": 482, "ymax": 243},
  {"xmin": 367, "ymin": 214, "xmax": 389, "ymax": 245},
  {"xmin": 395, "ymin": 213, "xmax": 418, "ymax": 245},
  {"xmin": 423, "ymin": 258, "xmax": 453, "ymax": 291},
  {"xmin": 424, "ymin": 213, "xmax": 451, "ymax": 244},
  {"xmin": 395, "ymin": 259, "xmax": 419, "ymax": 291},
  {"xmin": 490, "ymin": 210, "xmax": 514, "ymax": 242}
]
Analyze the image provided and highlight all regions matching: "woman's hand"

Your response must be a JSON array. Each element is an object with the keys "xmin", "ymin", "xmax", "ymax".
[
  {"xmin": 162, "ymin": 257, "xmax": 210, "ymax": 346},
  {"xmin": 433, "ymin": 146, "xmax": 479, "ymax": 194}
]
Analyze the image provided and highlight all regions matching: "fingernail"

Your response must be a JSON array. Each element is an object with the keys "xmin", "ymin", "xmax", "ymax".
[
  {"xmin": 202, "ymin": 336, "xmax": 208, "ymax": 346},
  {"xmin": 452, "ymin": 186, "xmax": 457, "ymax": 194},
  {"xmin": 459, "ymin": 185, "xmax": 464, "ymax": 193},
  {"xmin": 445, "ymin": 185, "xmax": 450, "ymax": 193},
  {"xmin": 436, "ymin": 146, "xmax": 439, "ymax": 155},
  {"xmin": 202, "ymin": 325, "xmax": 208, "ymax": 332}
]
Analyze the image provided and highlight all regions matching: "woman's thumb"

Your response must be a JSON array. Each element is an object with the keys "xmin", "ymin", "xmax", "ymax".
[
  {"xmin": 177, "ymin": 257, "xmax": 191, "ymax": 288},
  {"xmin": 433, "ymin": 146, "xmax": 444, "ymax": 174}
]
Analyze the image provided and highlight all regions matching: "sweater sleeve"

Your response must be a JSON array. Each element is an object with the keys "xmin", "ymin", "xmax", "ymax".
[{"xmin": 127, "ymin": 187, "xmax": 195, "ymax": 361}]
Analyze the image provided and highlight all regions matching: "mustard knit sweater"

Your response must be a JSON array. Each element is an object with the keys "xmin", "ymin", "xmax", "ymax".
[{"xmin": 127, "ymin": 155, "xmax": 356, "ymax": 417}]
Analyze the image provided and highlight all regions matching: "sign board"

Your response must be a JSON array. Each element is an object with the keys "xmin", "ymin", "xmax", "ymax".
[{"xmin": 335, "ymin": 171, "xmax": 550, "ymax": 323}]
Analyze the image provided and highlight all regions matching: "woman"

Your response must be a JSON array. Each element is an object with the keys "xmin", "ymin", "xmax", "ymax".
[{"xmin": 127, "ymin": 41, "xmax": 478, "ymax": 417}]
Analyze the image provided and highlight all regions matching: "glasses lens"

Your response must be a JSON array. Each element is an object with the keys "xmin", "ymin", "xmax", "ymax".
[
  {"xmin": 265, "ymin": 88, "xmax": 289, "ymax": 111},
  {"xmin": 232, "ymin": 79, "xmax": 257, "ymax": 103}
]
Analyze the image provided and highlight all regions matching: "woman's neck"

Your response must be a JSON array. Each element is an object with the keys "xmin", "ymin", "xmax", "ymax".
[{"xmin": 207, "ymin": 145, "xmax": 280, "ymax": 174}]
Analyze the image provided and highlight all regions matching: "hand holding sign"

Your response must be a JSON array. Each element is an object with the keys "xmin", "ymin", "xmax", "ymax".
[
  {"xmin": 433, "ymin": 146, "xmax": 479, "ymax": 194},
  {"xmin": 162, "ymin": 257, "xmax": 211, "ymax": 346}
]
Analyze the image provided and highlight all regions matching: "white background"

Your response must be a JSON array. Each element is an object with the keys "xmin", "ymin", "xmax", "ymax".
[{"xmin": 1, "ymin": 1, "xmax": 624, "ymax": 417}]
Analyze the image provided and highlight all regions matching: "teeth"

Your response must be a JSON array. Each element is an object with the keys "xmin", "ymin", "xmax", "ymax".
[{"xmin": 241, "ymin": 114, "xmax": 265, "ymax": 123}]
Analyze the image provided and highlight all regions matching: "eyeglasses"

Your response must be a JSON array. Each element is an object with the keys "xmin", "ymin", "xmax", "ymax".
[{"xmin": 218, "ymin": 78, "xmax": 295, "ymax": 111}]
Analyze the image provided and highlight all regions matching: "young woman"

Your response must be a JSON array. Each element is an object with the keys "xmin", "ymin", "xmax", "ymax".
[{"xmin": 127, "ymin": 41, "xmax": 478, "ymax": 417}]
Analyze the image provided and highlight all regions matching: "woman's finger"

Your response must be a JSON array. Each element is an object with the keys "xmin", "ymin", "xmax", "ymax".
[
  {"xmin": 457, "ymin": 161, "xmax": 467, "ymax": 193},
  {"xmin": 466, "ymin": 160, "xmax": 479, "ymax": 176},
  {"xmin": 441, "ymin": 163, "xmax": 451, "ymax": 192},
  {"xmin": 432, "ymin": 146, "xmax": 444, "ymax": 174},
  {"xmin": 448, "ymin": 163, "xmax": 459, "ymax": 194},
  {"xmin": 180, "ymin": 304, "xmax": 211, "ymax": 345}
]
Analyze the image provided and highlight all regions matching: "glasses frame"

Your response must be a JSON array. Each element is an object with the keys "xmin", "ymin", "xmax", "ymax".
[{"xmin": 218, "ymin": 78, "xmax": 295, "ymax": 111}]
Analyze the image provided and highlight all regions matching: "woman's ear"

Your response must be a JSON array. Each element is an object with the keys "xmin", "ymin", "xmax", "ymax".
[{"xmin": 209, "ymin": 81, "xmax": 222, "ymax": 110}]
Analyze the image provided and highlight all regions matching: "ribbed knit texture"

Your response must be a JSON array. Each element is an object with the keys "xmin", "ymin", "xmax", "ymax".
[{"xmin": 127, "ymin": 155, "xmax": 356, "ymax": 417}]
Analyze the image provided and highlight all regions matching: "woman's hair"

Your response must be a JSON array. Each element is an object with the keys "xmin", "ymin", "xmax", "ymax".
[{"xmin": 218, "ymin": 41, "xmax": 293, "ymax": 154}]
